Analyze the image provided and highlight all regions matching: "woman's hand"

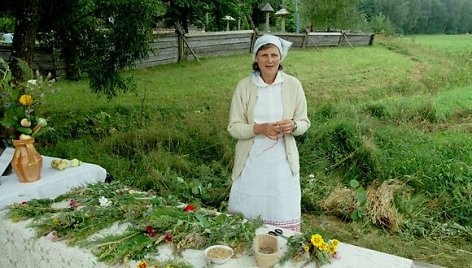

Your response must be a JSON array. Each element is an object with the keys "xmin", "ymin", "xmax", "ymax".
[
  {"xmin": 275, "ymin": 119, "xmax": 296, "ymax": 134},
  {"xmin": 253, "ymin": 123, "xmax": 281, "ymax": 140}
]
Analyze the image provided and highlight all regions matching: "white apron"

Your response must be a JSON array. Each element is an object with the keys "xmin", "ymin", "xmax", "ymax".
[{"xmin": 228, "ymin": 72, "xmax": 301, "ymax": 231}]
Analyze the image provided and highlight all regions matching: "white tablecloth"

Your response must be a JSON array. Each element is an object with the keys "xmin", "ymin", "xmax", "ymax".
[
  {"xmin": 0, "ymin": 155, "xmax": 107, "ymax": 210},
  {"xmin": 0, "ymin": 212, "xmax": 415, "ymax": 268}
]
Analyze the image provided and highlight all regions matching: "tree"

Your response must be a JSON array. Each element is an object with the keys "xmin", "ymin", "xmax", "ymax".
[
  {"xmin": 162, "ymin": 0, "xmax": 211, "ymax": 33},
  {"xmin": 161, "ymin": 0, "xmax": 257, "ymax": 32},
  {"xmin": 301, "ymin": 0, "xmax": 364, "ymax": 31},
  {"xmin": 3, "ymin": 0, "xmax": 165, "ymax": 98},
  {"xmin": 10, "ymin": 0, "xmax": 40, "ymax": 81}
]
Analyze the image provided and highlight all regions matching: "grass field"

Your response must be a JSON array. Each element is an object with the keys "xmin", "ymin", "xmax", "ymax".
[{"xmin": 38, "ymin": 35, "xmax": 472, "ymax": 268}]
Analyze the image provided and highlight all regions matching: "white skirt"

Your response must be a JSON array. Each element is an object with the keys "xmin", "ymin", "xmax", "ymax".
[{"xmin": 228, "ymin": 135, "xmax": 301, "ymax": 231}]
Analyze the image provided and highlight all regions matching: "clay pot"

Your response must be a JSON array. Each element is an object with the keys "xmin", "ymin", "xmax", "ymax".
[
  {"xmin": 254, "ymin": 234, "xmax": 280, "ymax": 268},
  {"xmin": 11, "ymin": 138, "xmax": 42, "ymax": 183}
]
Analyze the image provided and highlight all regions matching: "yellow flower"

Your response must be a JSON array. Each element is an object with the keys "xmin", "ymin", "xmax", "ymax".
[
  {"xmin": 52, "ymin": 218, "xmax": 60, "ymax": 225},
  {"xmin": 310, "ymin": 234, "xmax": 323, "ymax": 248},
  {"xmin": 329, "ymin": 244, "xmax": 337, "ymax": 255},
  {"xmin": 136, "ymin": 260, "xmax": 148, "ymax": 268},
  {"xmin": 320, "ymin": 241, "xmax": 329, "ymax": 251},
  {"xmin": 303, "ymin": 244, "xmax": 310, "ymax": 252},
  {"xmin": 19, "ymin": 94, "xmax": 33, "ymax": 106},
  {"xmin": 331, "ymin": 239, "xmax": 339, "ymax": 248}
]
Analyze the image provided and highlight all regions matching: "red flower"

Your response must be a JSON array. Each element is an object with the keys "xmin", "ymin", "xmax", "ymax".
[
  {"xmin": 146, "ymin": 225, "xmax": 156, "ymax": 237},
  {"xmin": 164, "ymin": 232, "xmax": 173, "ymax": 242},
  {"xmin": 69, "ymin": 199, "xmax": 78, "ymax": 209},
  {"xmin": 183, "ymin": 204, "xmax": 196, "ymax": 212},
  {"xmin": 21, "ymin": 201, "xmax": 28, "ymax": 206}
]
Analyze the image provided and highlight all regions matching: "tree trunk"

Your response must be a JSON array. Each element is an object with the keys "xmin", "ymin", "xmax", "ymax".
[
  {"xmin": 10, "ymin": 0, "xmax": 40, "ymax": 81},
  {"xmin": 62, "ymin": 43, "xmax": 81, "ymax": 80},
  {"xmin": 57, "ymin": 29, "xmax": 81, "ymax": 80},
  {"xmin": 246, "ymin": 15, "xmax": 257, "ymax": 31}
]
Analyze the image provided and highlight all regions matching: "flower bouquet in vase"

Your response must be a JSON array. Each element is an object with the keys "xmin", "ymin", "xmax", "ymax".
[{"xmin": 0, "ymin": 58, "xmax": 55, "ymax": 182}]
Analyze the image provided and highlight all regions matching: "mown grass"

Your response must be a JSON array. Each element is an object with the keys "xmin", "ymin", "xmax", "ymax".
[
  {"xmin": 409, "ymin": 34, "xmax": 472, "ymax": 54},
  {"xmin": 38, "ymin": 35, "xmax": 472, "ymax": 267}
]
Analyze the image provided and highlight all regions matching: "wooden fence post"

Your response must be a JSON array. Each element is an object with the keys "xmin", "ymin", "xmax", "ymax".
[
  {"xmin": 249, "ymin": 31, "xmax": 257, "ymax": 54},
  {"xmin": 175, "ymin": 23, "xmax": 199, "ymax": 62},
  {"xmin": 176, "ymin": 24, "xmax": 185, "ymax": 62},
  {"xmin": 369, "ymin": 34, "xmax": 375, "ymax": 46}
]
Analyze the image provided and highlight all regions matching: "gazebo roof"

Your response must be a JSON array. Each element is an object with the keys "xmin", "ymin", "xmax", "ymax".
[
  {"xmin": 275, "ymin": 8, "xmax": 290, "ymax": 16},
  {"xmin": 261, "ymin": 2, "xmax": 274, "ymax": 12},
  {"xmin": 223, "ymin": 15, "xmax": 235, "ymax": 21}
]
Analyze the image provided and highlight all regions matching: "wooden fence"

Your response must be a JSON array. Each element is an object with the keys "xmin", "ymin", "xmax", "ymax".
[
  {"xmin": 0, "ymin": 45, "xmax": 64, "ymax": 77},
  {"xmin": 1, "ymin": 30, "xmax": 374, "ymax": 78}
]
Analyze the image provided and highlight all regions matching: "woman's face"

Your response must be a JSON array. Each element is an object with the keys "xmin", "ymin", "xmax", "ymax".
[{"xmin": 255, "ymin": 45, "xmax": 280, "ymax": 82}]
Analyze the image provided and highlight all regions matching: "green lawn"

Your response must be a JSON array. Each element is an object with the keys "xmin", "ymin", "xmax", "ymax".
[{"xmin": 409, "ymin": 34, "xmax": 472, "ymax": 53}]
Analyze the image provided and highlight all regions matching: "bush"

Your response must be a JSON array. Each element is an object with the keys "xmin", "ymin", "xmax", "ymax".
[{"xmin": 370, "ymin": 14, "xmax": 397, "ymax": 36}]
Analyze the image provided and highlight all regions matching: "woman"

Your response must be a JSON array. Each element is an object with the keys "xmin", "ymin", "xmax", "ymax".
[{"xmin": 227, "ymin": 34, "xmax": 310, "ymax": 231}]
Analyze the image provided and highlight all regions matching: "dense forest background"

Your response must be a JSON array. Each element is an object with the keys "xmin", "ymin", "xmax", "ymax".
[{"xmin": 2, "ymin": 0, "xmax": 472, "ymax": 35}]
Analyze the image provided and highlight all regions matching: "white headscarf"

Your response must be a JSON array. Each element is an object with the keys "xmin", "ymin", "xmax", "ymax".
[{"xmin": 252, "ymin": 34, "xmax": 292, "ymax": 62}]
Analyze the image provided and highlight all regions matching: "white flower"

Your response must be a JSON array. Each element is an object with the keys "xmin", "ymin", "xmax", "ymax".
[
  {"xmin": 99, "ymin": 196, "xmax": 111, "ymax": 207},
  {"xmin": 308, "ymin": 174, "xmax": 315, "ymax": 178},
  {"xmin": 27, "ymin": 79, "xmax": 37, "ymax": 86}
]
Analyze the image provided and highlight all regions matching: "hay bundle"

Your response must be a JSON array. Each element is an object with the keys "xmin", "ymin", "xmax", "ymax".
[
  {"xmin": 321, "ymin": 187, "xmax": 357, "ymax": 221},
  {"xmin": 366, "ymin": 180, "xmax": 402, "ymax": 231}
]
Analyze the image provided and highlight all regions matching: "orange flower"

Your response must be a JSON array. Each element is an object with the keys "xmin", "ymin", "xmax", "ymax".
[{"xmin": 136, "ymin": 260, "xmax": 148, "ymax": 268}]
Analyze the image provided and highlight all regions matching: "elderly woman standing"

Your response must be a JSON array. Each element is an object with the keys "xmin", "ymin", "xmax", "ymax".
[{"xmin": 227, "ymin": 34, "xmax": 310, "ymax": 231}]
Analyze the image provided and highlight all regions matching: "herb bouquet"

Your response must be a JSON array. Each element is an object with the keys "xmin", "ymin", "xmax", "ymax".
[{"xmin": 280, "ymin": 228, "xmax": 340, "ymax": 267}]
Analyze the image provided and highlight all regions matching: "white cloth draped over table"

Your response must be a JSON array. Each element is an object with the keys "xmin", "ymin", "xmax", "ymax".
[
  {"xmin": 0, "ymin": 155, "xmax": 107, "ymax": 210},
  {"xmin": 228, "ymin": 73, "xmax": 301, "ymax": 231},
  {"xmin": 0, "ymin": 212, "xmax": 415, "ymax": 268}
]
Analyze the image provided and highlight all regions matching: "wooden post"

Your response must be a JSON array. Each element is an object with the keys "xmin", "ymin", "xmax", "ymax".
[
  {"xmin": 306, "ymin": 35, "xmax": 320, "ymax": 51},
  {"xmin": 177, "ymin": 31, "xmax": 185, "ymax": 62},
  {"xmin": 175, "ymin": 23, "xmax": 184, "ymax": 61},
  {"xmin": 369, "ymin": 34, "xmax": 375, "ymax": 46},
  {"xmin": 182, "ymin": 37, "xmax": 200, "ymax": 62},
  {"xmin": 265, "ymin": 12, "xmax": 270, "ymax": 32},
  {"xmin": 250, "ymin": 31, "xmax": 258, "ymax": 54},
  {"xmin": 175, "ymin": 22, "xmax": 199, "ymax": 62},
  {"xmin": 281, "ymin": 16, "xmax": 286, "ymax": 32},
  {"xmin": 341, "ymin": 31, "xmax": 354, "ymax": 48}
]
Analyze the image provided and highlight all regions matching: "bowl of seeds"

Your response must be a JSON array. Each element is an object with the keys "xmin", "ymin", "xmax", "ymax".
[{"xmin": 204, "ymin": 245, "xmax": 234, "ymax": 264}]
